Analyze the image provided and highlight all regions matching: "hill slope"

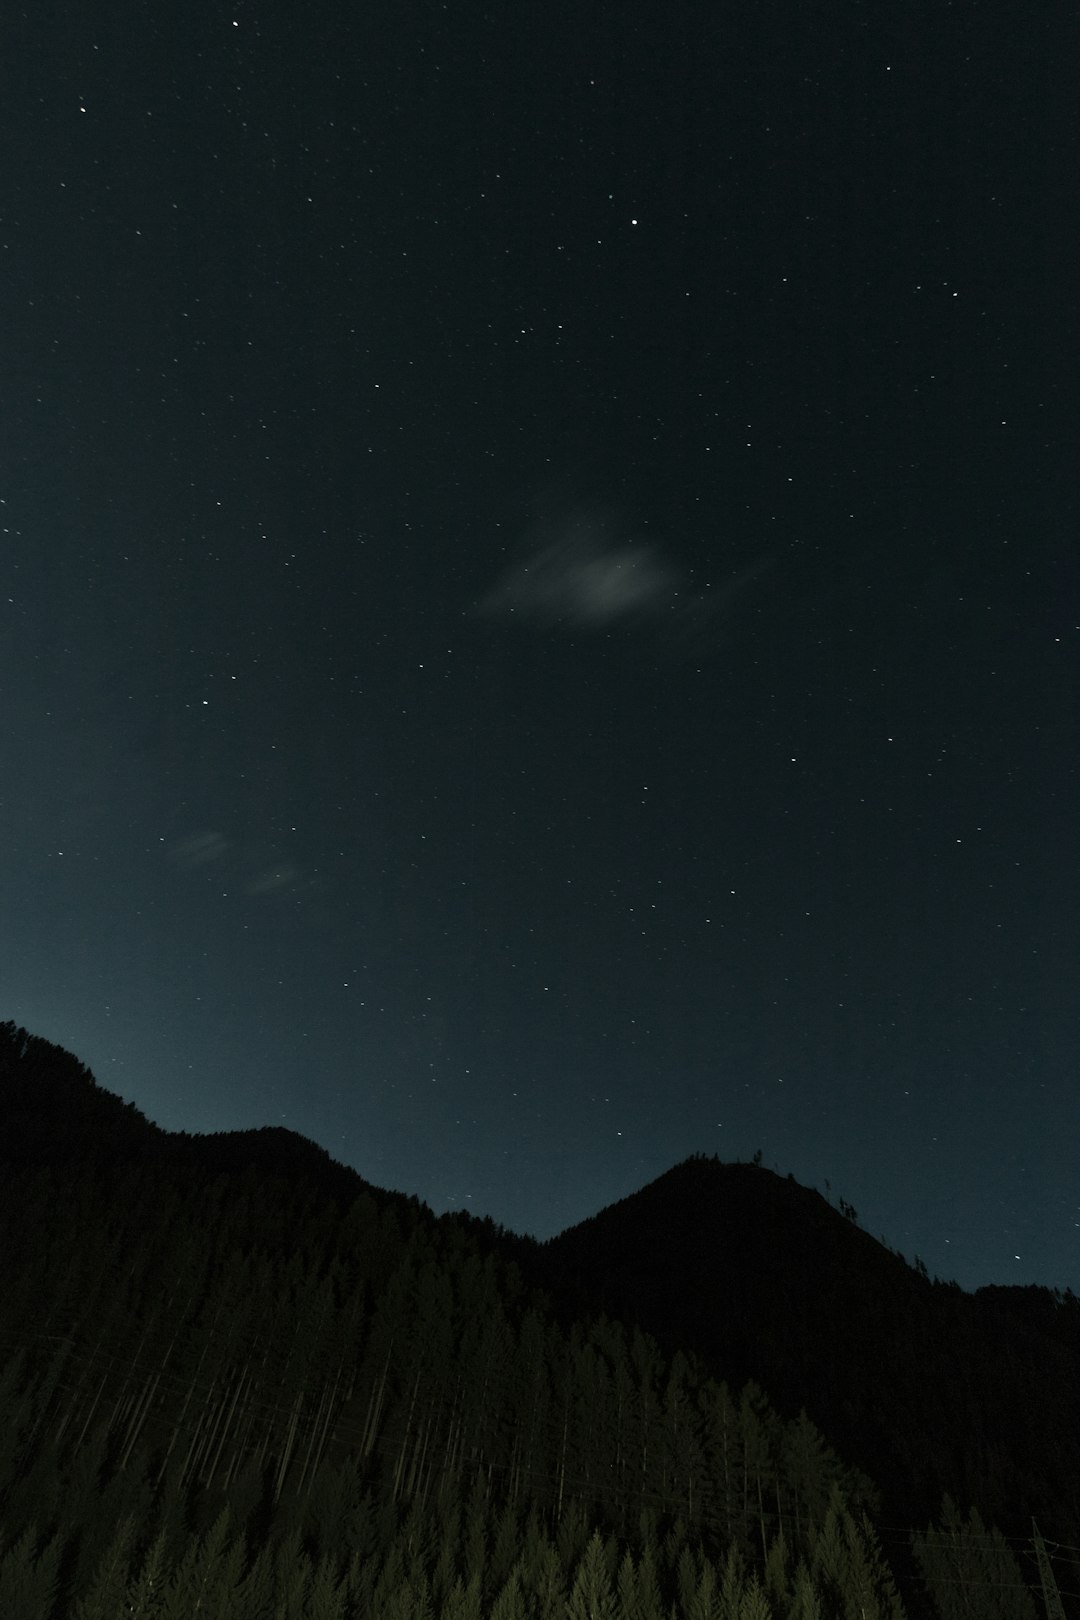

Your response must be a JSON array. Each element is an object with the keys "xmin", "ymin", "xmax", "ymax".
[
  {"xmin": 1, "ymin": 1020, "xmax": 1076, "ymax": 1617},
  {"xmin": 543, "ymin": 1156, "xmax": 1080, "ymax": 1540}
]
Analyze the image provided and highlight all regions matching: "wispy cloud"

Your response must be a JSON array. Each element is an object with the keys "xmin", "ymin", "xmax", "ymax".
[
  {"xmin": 245, "ymin": 863, "xmax": 301, "ymax": 896},
  {"xmin": 477, "ymin": 506, "xmax": 773, "ymax": 648},
  {"xmin": 479, "ymin": 522, "xmax": 679, "ymax": 627},
  {"xmin": 168, "ymin": 831, "xmax": 309, "ymax": 899},
  {"xmin": 169, "ymin": 830, "xmax": 229, "ymax": 867}
]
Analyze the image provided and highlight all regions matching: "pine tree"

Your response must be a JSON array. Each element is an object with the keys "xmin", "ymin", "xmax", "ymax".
[
  {"xmin": 617, "ymin": 1549, "xmax": 639, "ymax": 1620},
  {"xmin": 635, "ymin": 1537, "xmax": 665, "ymax": 1620},
  {"xmin": 70, "ymin": 1513, "xmax": 136, "ymax": 1620},
  {"xmin": 763, "ymin": 1531, "xmax": 790, "ymax": 1611},
  {"xmin": 431, "ymin": 1491, "xmax": 463, "ymax": 1610},
  {"xmin": 0, "ymin": 1525, "xmax": 63, "ymax": 1620},
  {"xmin": 401, "ymin": 1493, "xmax": 437, "ymax": 1589},
  {"xmin": 520, "ymin": 1513, "xmax": 557, "ymax": 1593},
  {"xmin": 810, "ymin": 1490, "xmax": 904, "ymax": 1620},
  {"xmin": 376, "ymin": 1543, "xmax": 409, "ymax": 1615},
  {"xmin": 787, "ymin": 1563, "xmax": 823, "ymax": 1620},
  {"xmin": 236, "ymin": 1540, "xmax": 276, "ymax": 1620},
  {"xmin": 739, "ymin": 1384, "xmax": 779, "ymax": 1566},
  {"xmin": 440, "ymin": 1572, "xmax": 483, "ymax": 1620},
  {"xmin": 123, "ymin": 1530, "xmax": 169, "ymax": 1620},
  {"xmin": 737, "ymin": 1573, "xmax": 774, "ymax": 1620},
  {"xmin": 677, "ymin": 1544, "xmax": 700, "ymax": 1616},
  {"xmin": 490, "ymin": 1565, "xmax": 528, "ymax": 1620},
  {"xmin": 159, "ymin": 1508, "xmax": 242, "ymax": 1620},
  {"xmin": 344, "ymin": 1544, "xmax": 378, "ymax": 1617},
  {"xmin": 781, "ymin": 1414, "xmax": 837, "ymax": 1546},
  {"xmin": 528, "ymin": 1533, "xmax": 567, "ymax": 1620},
  {"xmin": 687, "ymin": 1556, "xmax": 722, "ymax": 1620},
  {"xmin": 384, "ymin": 1573, "xmax": 436, "ymax": 1620},
  {"xmin": 702, "ymin": 1381, "xmax": 748, "ymax": 1556},
  {"xmin": 556, "ymin": 1496, "xmax": 591, "ymax": 1572},
  {"xmin": 912, "ymin": 1499, "xmax": 1037, "ymax": 1620},
  {"xmin": 308, "ymin": 1551, "xmax": 351, "ymax": 1620},
  {"xmin": 273, "ymin": 1524, "xmax": 313, "ymax": 1618},
  {"xmin": 567, "ymin": 1530, "xmax": 618, "ymax": 1620},
  {"xmin": 462, "ymin": 1476, "xmax": 488, "ymax": 1592},
  {"xmin": 718, "ymin": 1543, "xmax": 747, "ymax": 1620},
  {"xmin": 489, "ymin": 1499, "xmax": 521, "ymax": 1594}
]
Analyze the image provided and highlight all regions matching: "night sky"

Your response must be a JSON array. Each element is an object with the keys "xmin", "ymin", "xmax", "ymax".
[{"xmin": 3, "ymin": 0, "xmax": 1077, "ymax": 1290}]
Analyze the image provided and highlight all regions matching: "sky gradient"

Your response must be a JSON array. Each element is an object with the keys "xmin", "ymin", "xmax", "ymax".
[{"xmin": 3, "ymin": 0, "xmax": 1077, "ymax": 1289}]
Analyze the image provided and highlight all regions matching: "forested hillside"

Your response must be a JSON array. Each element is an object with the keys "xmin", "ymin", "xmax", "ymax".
[
  {"xmin": 541, "ymin": 1158, "xmax": 1080, "ymax": 1547},
  {"xmin": 0, "ymin": 1022, "xmax": 1073, "ymax": 1618}
]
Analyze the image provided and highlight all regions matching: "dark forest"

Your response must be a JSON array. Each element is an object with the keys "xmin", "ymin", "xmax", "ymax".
[{"xmin": 1, "ymin": 1020, "xmax": 1076, "ymax": 1618}]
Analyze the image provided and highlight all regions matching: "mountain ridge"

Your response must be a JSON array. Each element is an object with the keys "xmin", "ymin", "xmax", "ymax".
[{"xmin": 3, "ymin": 1018, "xmax": 1078, "ymax": 1572}]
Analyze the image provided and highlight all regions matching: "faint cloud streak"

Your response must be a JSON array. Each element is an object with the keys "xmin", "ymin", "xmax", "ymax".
[
  {"xmin": 246, "ymin": 864, "xmax": 301, "ymax": 896},
  {"xmin": 477, "ymin": 505, "xmax": 773, "ymax": 650},
  {"xmin": 169, "ymin": 830, "xmax": 229, "ymax": 867},
  {"xmin": 168, "ymin": 831, "xmax": 308, "ymax": 898},
  {"xmin": 480, "ymin": 522, "xmax": 680, "ymax": 627}
]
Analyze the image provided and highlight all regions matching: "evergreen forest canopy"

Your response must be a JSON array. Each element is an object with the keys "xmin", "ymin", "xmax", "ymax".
[{"xmin": 0, "ymin": 1019, "xmax": 1077, "ymax": 1619}]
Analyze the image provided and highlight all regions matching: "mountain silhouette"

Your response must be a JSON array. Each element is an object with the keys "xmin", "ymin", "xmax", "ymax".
[
  {"xmin": 1, "ymin": 1019, "xmax": 1077, "ymax": 1617},
  {"xmin": 542, "ymin": 1156, "xmax": 1080, "ymax": 1541}
]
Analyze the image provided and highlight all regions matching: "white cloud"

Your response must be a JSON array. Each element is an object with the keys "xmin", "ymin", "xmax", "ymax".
[
  {"xmin": 479, "ymin": 511, "xmax": 680, "ymax": 627},
  {"xmin": 477, "ymin": 505, "xmax": 773, "ymax": 648},
  {"xmin": 168, "ymin": 832, "xmax": 307, "ymax": 898},
  {"xmin": 169, "ymin": 830, "xmax": 229, "ymax": 867}
]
